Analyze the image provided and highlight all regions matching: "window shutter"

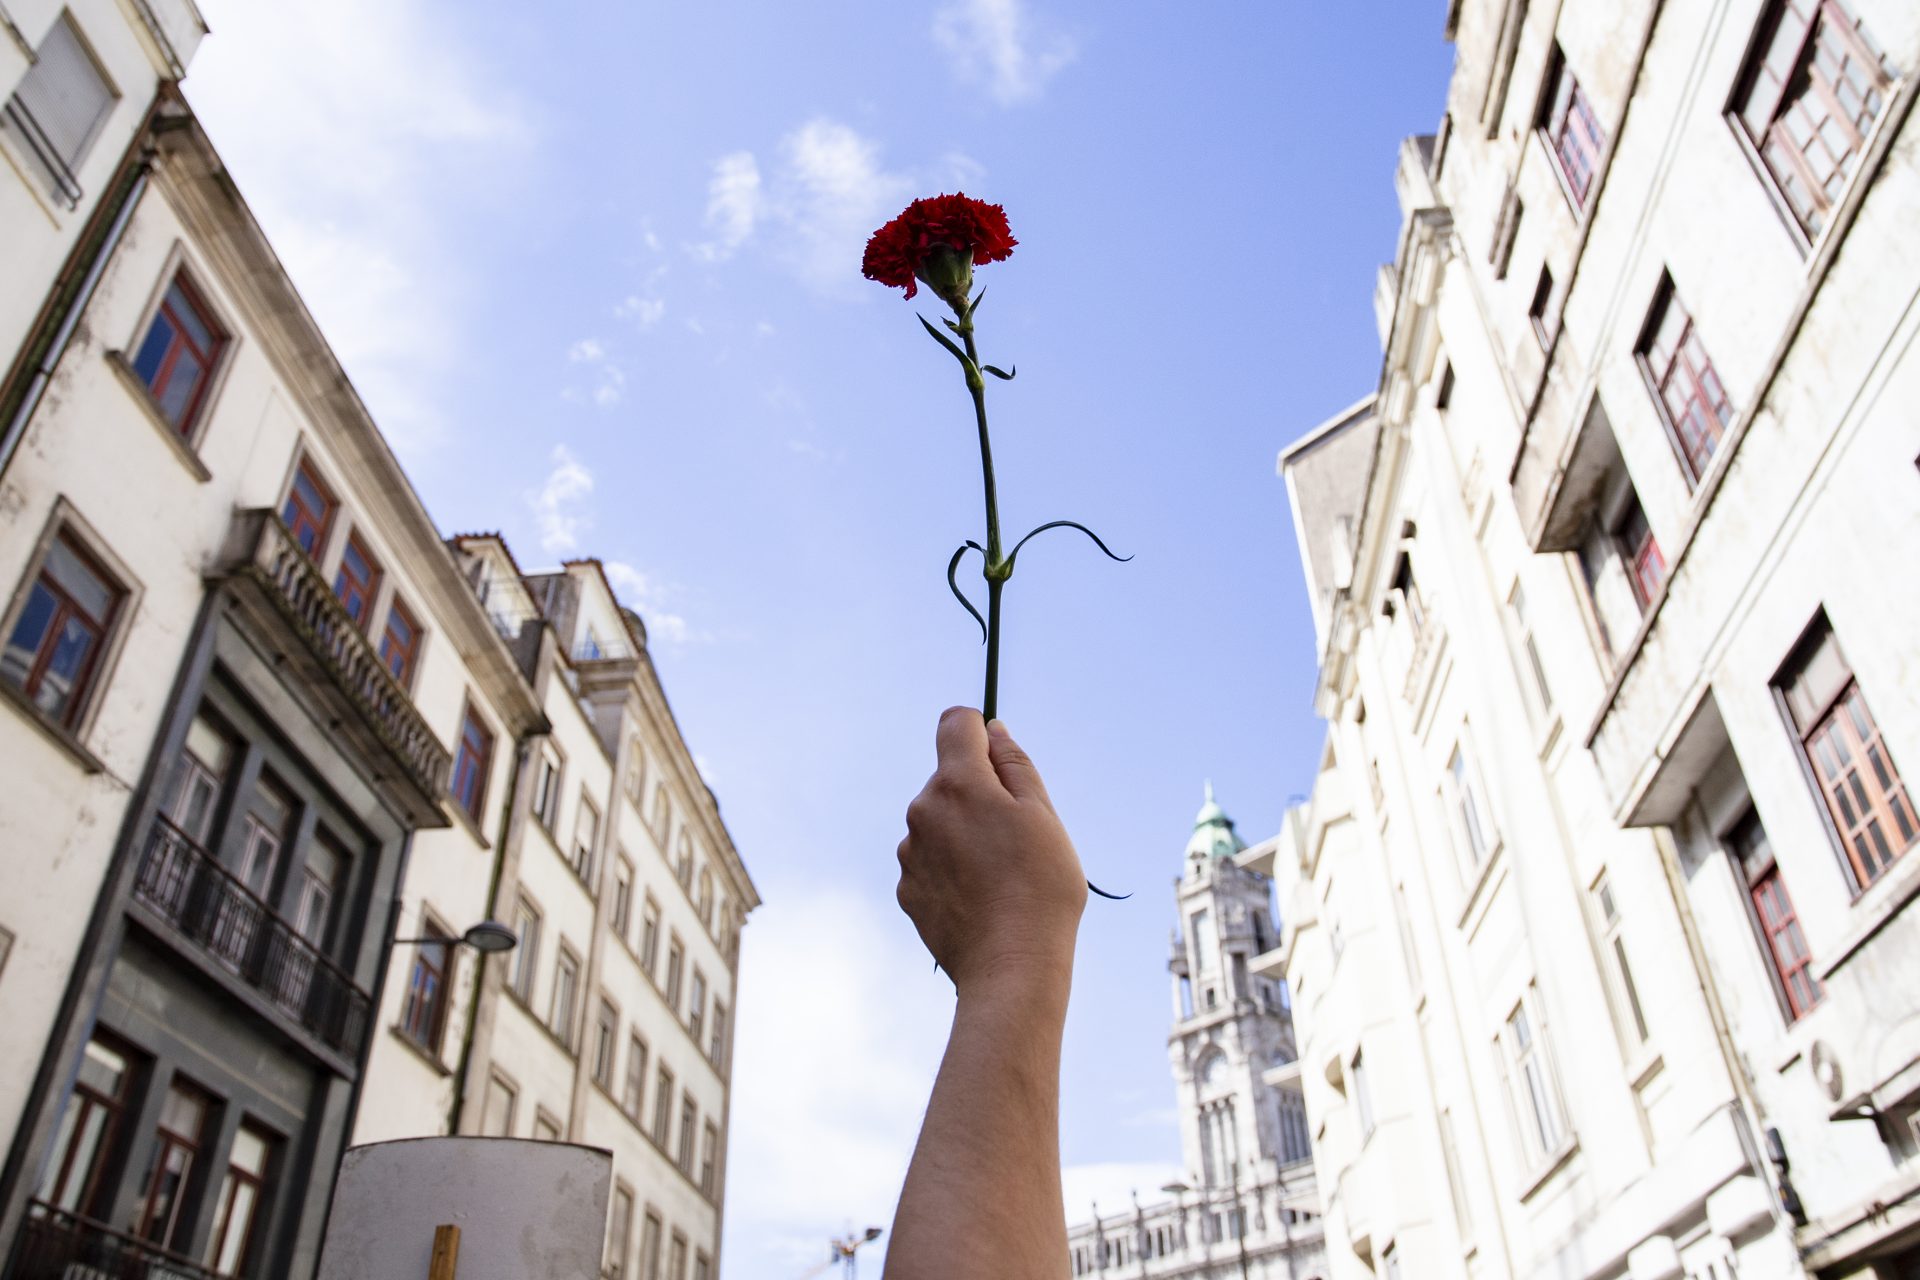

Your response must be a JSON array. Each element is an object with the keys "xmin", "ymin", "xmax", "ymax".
[{"xmin": 13, "ymin": 16, "xmax": 115, "ymax": 169}]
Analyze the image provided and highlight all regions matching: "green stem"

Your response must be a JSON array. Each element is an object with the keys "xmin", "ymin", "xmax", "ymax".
[{"xmin": 955, "ymin": 299, "xmax": 1005, "ymax": 722}]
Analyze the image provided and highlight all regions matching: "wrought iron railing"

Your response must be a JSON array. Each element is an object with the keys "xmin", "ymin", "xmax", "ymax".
[
  {"xmin": 7, "ymin": 1201, "xmax": 217, "ymax": 1280},
  {"xmin": 1, "ymin": 97, "xmax": 84, "ymax": 209},
  {"xmin": 133, "ymin": 815, "xmax": 370, "ymax": 1058},
  {"xmin": 228, "ymin": 510, "xmax": 450, "ymax": 799}
]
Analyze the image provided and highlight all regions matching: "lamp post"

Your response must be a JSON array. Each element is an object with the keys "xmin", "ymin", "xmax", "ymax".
[
  {"xmin": 1159, "ymin": 1181, "xmax": 1190, "ymax": 1265},
  {"xmin": 393, "ymin": 920, "xmax": 520, "ymax": 954}
]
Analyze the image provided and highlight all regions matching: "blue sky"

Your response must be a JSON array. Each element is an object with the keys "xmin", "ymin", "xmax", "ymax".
[{"xmin": 184, "ymin": 1, "xmax": 1452, "ymax": 1273}]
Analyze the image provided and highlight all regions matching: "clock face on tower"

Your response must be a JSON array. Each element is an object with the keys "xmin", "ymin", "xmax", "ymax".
[{"xmin": 1201, "ymin": 1052, "xmax": 1228, "ymax": 1090}]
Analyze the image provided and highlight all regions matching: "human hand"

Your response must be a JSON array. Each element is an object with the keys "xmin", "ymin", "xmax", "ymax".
[{"xmin": 897, "ymin": 708, "xmax": 1088, "ymax": 1000}]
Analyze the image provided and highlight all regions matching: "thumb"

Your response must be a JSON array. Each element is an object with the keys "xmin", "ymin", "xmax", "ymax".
[{"xmin": 986, "ymin": 720, "xmax": 1050, "ymax": 803}]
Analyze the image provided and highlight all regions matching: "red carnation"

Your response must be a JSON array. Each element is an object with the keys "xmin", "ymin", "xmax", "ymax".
[{"xmin": 862, "ymin": 193, "xmax": 1017, "ymax": 307}]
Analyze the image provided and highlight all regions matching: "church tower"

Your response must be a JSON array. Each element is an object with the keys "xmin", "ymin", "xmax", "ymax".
[{"xmin": 1166, "ymin": 786, "xmax": 1313, "ymax": 1211}]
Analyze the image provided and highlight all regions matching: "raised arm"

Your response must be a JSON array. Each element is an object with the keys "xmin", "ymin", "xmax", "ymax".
[{"xmin": 886, "ymin": 708, "xmax": 1089, "ymax": 1278}]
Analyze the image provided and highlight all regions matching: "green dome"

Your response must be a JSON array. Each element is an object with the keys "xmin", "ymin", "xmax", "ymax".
[{"xmin": 1186, "ymin": 781, "xmax": 1247, "ymax": 860}]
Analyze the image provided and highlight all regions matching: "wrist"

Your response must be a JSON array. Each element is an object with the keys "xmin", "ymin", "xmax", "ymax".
[{"xmin": 955, "ymin": 949, "xmax": 1074, "ymax": 1019}]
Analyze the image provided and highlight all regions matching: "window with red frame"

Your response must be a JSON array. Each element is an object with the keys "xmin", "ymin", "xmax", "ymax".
[
  {"xmin": 281, "ymin": 461, "xmax": 334, "ymax": 558},
  {"xmin": 379, "ymin": 598, "xmax": 420, "ymax": 685},
  {"xmin": 451, "ymin": 704, "xmax": 493, "ymax": 819},
  {"xmin": 333, "ymin": 532, "xmax": 380, "ymax": 630},
  {"xmin": 1727, "ymin": 810, "xmax": 1823, "ymax": 1019},
  {"xmin": 132, "ymin": 1078, "xmax": 211, "ymax": 1248},
  {"xmin": 1732, "ymin": 0, "xmax": 1898, "ymax": 239},
  {"xmin": 1538, "ymin": 45, "xmax": 1607, "ymax": 207},
  {"xmin": 400, "ymin": 925, "xmax": 453, "ymax": 1053},
  {"xmin": 2, "ymin": 533, "xmax": 122, "ymax": 728},
  {"xmin": 35, "ymin": 1036, "xmax": 132, "ymax": 1216},
  {"xmin": 203, "ymin": 1124, "xmax": 273, "ymax": 1278},
  {"xmin": 1779, "ymin": 620, "xmax": 1918, "ymax": 888},
  {"xmin": 1639, "ymin": 278, "xmax": 1735, "ymax": 484},
  {"xmin": 1613, "ymin": 495, "xmax": 1664, "ymax": 610},
  {"xmin": 131, "ymin": 275, "xmax": 226, "ymax": 434}
]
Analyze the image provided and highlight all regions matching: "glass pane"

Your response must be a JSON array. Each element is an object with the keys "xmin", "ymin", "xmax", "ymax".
[
  {"xmin": 211, "ymin": 1178, "xmax": 257, "ymax": 1273},
  {"xmin": 79, "ymin": 1040, "xmax": 127, "ymax": 1095},
  {"xmin": 230, "ymin": 1128, "xmax": 269, "ymax": 1176},
  {"xmin": 160, "ymin": 1085, "xmax": 207, "ymax": 1138},
  {"xmin": 2, "ymin": 581, "xmax": 57, "ymax": 685},
  {"xmin": 133, "ymin": 313, "xmax": 176, "ymax": 388},
  {"xmin": 167, "ymin": 283, "xmax": 216, "ymax": 352},
  {"xmin": 44, "ymin": 538, "xmax": 114, "ymax": 621},
  {"xmin": 156, "ymin": 346, "xmax": 205, "ymax": 427},
  {"xmin": 36, "ymin": 614, "xmax": 98, "ymax": 718}
]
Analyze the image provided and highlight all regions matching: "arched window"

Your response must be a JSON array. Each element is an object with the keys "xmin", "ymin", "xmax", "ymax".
[
  {"xmin": 697, "ymin": 869, "xmax": 714, "ymax": 930},
  {"xmin": 625, "ymin": 740, "xmax": 646, "ymax": 805},
  {"xmin": 676, "ymin": 833, "xmax": 693, "ymax": 889}
]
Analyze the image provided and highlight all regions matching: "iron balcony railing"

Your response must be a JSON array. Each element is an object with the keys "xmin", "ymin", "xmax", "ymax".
[
  {"xmin": 133, "ymin": 814, "xmax": 371, "ymax": 1058},
  {"xmin": 7, "ymin": 1201, "xmax": 217, "ymax": 1280},
  {"xmin": 225, "ymin": 510, "xmax": 451, "ymax": 805},
  {"xmin": 2, "ymin": 97, "xmax": 84, "ymax": 209}
]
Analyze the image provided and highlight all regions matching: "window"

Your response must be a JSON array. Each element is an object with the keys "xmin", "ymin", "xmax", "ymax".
[
  {"xmin": 624, "ymin": 1034, "xmax": 649, "ymax": 1118},
  {"xmin": 1727, "ymin": 810, "xmax": 1824, "ymax": 1019},
  {"xmin": 710, "ymin": 1002, "xmax": 727, "ymax": 1065},
  {"xmin": 1189, "ymin": 909, "xmax": 1213, "ymax": 971},
  {"xmin": 573, "ymin": 795, "xmax": 599, "ymax": 885},
  {"xmin": 234, "ymin": 777, "xmax": 291, "ymax": 901},
  {"xmin": 400, "ymin": 925, "xmax": 453, "ymax": 1054},
  {"xmin": 3, "ymin": 14, "xmax": 114, "ymax": 205},
  {"xmin": 482, "ymin": 1073, "xmax": 517, "ymax": 1136},
  {"xmin": 1538, "ymin": 44, "xmax": 1606, "ymax": 206},
  {"xmin": 552, "ymin": 948, "xmax": 581, "ymax": 1049},
  {"xmin": 1178, "ymin": 974, "xmax": 1194, "ymax": 1020},
  {"xmin": 640, "ymin": 897, "xmax": 661, "ymax": 978},
  {"xmin": 1639, "ymin": 278, "xmax": 1734, "ymax": 484},
  {"xmin": 613, "ymin": 856, "xmax": 634, "ymax": 939},
  {"xmin": 700, "ymin": 1121, "xmax": 718, "ymax": 1196},
  {"xmin": 1506, "ymin": 581, "xmax": 1555, "ymax": 723},
  {"xmin": 1448, "ymin": 740, "xmax": 1494, "ymax": 868},
  {"xmin": 532, "ymin": 1111, "xmax": 561, "ymax": 1142},
  {"xmin": 666, "ymin": 937, "xmax": 684, "ymax": 1010},
  {"xmin": 532, "ymin": 749, "xmax": 561, "ymax": 830},
  {"xmin": 3, "ymin": 532, "xmax": 123, "ymax": 728},
  {"xmin": 1491, "ymin": 191, "xmax": 1524, "ymax": 279},
  {"xmin": 204, "ymin": 1124, "xmax": 272, "ymax": 1277},
  {"xmin": 626, "ymin": 740, "xmax": 647, "ymax": 805},
  {"xmin": 652, "ymin": 1068, "xmax": 674, "ymax": 1146},
  {"xmin": 607, "ymin": 1186, "xmax": 634, "ymax": 1280},
  {"xmin": 378, "ymin": 599, "xmax": 421, "ymax": 686},
  {"xmin": 451, "ymin": 704, "xmax": 493, "ymax": 821},
  {"xmin": 1384, "ymin": 1246, "xmax": 1403, "ymax": 1280},
  {"xmin": 593, "ymin": 998, "xmax": 618, "ymax": 1088},
  {"xmin": 1778, "ymin": 619, "xmax": 1916, "ymax": 888},
  {"xmin": 1440, "ymin": 1108, "xmax": 1473, "ymax": 1235},
  {"xmin": 1388, "ymin": 552, "xmax": 1424, "ymax": 631},
  {"xmin": 1528, "ymin": 265, "xmax": 1556, "ymax": 347},
  {"xmin": 697, "ymin": 867, "xmax": 713, "ymax": 931},
  {"xmin": 333, "ymin": 532, "xmax": 381, "ymax": 630},
  {"xmin": 639, "ymin": 1213, "xmax": 663, "ymax": 1280},
  {"xmin": 166, "ymin": 714, "xmax": 233, "ymax": 843},
  {"xmin": 133, "ymin": 1078, "xmax": 211, "ymax": 1247},
  {"xmin": 1614, "ymin": 492, "xmax": 1665, "ymax": 611},
  {"xmin": 693, "ymin": 1254, "xmax": 711, "ymax": 1280},
  {"xmin": 677, "ymin": 1094, "xmax": 697, "ymax": 1170},
  {"xmin": 511, "ymin": 895, "xmax": 542, "ymax": 1003},
  {"xmin": 281, "ymin": 460, "xmax": 335, "ymax": 558},
  {"xmin": 1731, "ymin": 0, "xmax": 1898, "ymax": 238},
  {"xmin": 668, "ymin": 1234, "xmax": 689, "ymax": 1280},
  {"xmin": 1502, "ymin": 988, "xmax": 1568, "ymax": 1166},
  {"xmin": 1592, "ymin": 873, "xmax": 1650, "ymax": 1047},
  {"xmin": 293, "ymin": 835, "xmax": 342, "ymax": 946},
  {"xmin": 131, "ymin": 275, "xmax": 227, "ymax": 434},
  {"xmin": 675, "ymin": 834, "xmax": 693, "ymax": 890},
  {"xmin": 37, "ymin": 1037, "xmax": 131, "ymax": 1215},
  {"xmin": 651, "ymin": 788, "xmax": 671, "ymax": 841},
  {"xmin": 1352, "ymin": 1051, "xmax": 1375, "ymax": 1139},
  {"xmin": 689, "ymin": 968, "xmax": 707, "ymax": 1042}
]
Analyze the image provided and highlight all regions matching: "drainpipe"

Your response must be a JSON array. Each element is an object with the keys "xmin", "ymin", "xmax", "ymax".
[{"xmin": 0, "ymin": 96, "xmax": 165, "ymax": 477}]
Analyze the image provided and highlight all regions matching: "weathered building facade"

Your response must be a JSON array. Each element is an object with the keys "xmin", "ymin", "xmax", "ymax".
[
  {"xmin": 1066, "ymin": 791, "xmax": 1324, "ymax": 1279},
  {"xmin": 0, "ymin": 20, "xmax": 756, "ymax": 1280},
  {"xmin": 1270, "ymin": 0, "xmax": 1920, "ymax": 1276}
]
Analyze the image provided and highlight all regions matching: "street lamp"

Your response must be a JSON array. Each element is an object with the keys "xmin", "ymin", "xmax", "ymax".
[
  {"xmin": 1160, "ymin": 1181, "xmax": 1191, "ymax": 1258},
  {"xmin": 393, "ymin": 921, "xmax": 519, "ymax": 953}
]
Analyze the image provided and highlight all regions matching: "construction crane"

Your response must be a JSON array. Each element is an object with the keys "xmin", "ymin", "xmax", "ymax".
[{"xmin": 791, "ymin": 1227, "xmax": 884, "ymax": 1280}]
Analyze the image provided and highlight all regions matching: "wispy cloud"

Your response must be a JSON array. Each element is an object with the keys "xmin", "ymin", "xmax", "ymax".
[
  {"xmin": 613, "ymin": 295, "xmax": 666, "ymax": 326},
  {"xmin": 562, "ymin": 337, "xmax": 627, "ymax": 407},
  {"xmin": 695, "ymin": 120, "xmax": 977, "ymax": 296},
  {"xmin": 933, "ymin": 0, "xmax": 1077, "ymax": 105},
  {"xmin": 696, "ymin": 150, "xmax": 764, "ymax": 262},
  {"xmin": 530, "ymin": 445, "xmax": 594, "ymax": 556},
  {"xmin": 184, "ymin": 0, "xmax": 529, "ymax": 457},
  {"xmin": 602, "ymin": 560, "xmax": 701, "ymax": 646}
]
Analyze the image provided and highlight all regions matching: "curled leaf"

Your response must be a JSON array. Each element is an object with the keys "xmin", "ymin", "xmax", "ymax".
[
  {"xmin": 1088, "ymin": 879, "xmax": 1132, "ymax": 901},
  {"xmin": 982, "ymin": 364, "xmax": 1017, "ymax": 381},
  {"xmin": 918, "ymin": 314, "xmax": 977, "ymax": 373},
  {"xmin": 1007, "ymin": 520, "xmax": 1134, "ymax": 573},
  {"xmin": 947, "ymin": 542, "xmax": 988, "ymax": 644}
]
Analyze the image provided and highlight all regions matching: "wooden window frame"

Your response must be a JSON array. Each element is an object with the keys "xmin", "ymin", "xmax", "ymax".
[
  {"xmin": 37, "ymin": 1035, "xmax": 134, "ymax": 1217},
  {"xmin": 592, "ymin": 996, "xmax": 619, "ymax": 1089},
  {"xmin": 203, "ymin": 1123, "xmax": 273, "ymax": 1278},
  {"xmin": 133, "ymin": 1076, "xmax": 212, "ymax": 1248},
  {"xmin": 623, "ymin": 1032, "xmax": 649, "ymax": 1119},
  {"xmin": 651, "ymin": 1067, "xmax": 674, "ymax": 1147},
  {"xmin": 1635, "ymin": 275, "xmax": 1735, "ymax": 486},
  {"xmin": 1725, "ymin": 808, "xmax": 1824, "ymax": 1020},
  {"xmin": 377, "ymin": 596, "xmax": 422, "ymax": 688},
  {"xmin": 509, "ymin": 893, "xmax": 542, "ymax": 1004},
  {"xmin": 572, "ymin": 793, "xmax": 600, "ymax": 886},
  {"xmin": 451, "ymin": 700, "xmax": 495, "ymax": 821},
  {"xmin": 280, "ymin": 457, "xmax": 336, "ymax": 561},
  {"xmin": 552, "ymin": 945, "xmax": 582, "ymax": 1051},
  {"xmin": 1536, "ymin": 43, "xmax": 1606, "ymax": 209},
  {"xmin": 1, "ymin": 526, "xmax": 125, "ymax": 732},
  {"xmin": 1528, "ymin": 264, "xmax": 1556, "ymax": 348},
  {"xmin": 129, "ymin": 270, "xmax": 229, "ymax": 438},
  {"xmin": 332, "ymin": 529, "xmax": 382, "ymax": 632},
  {"xmin": 399, "ymin": 919, "xmax": 455, "ymax": 1055},
  {"xmin": 612, "ymin": 855, "xmax": 634, "ymax": 940}
]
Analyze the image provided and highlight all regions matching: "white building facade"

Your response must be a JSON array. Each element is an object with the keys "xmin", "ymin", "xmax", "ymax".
[
  {"xmin": 1268, "ymin": 1, "xmax": 1920, "ymax": 1277},
  {"xmin": 1067, "ymin": 790, "xmax": 1325, "ymax": 1279}
]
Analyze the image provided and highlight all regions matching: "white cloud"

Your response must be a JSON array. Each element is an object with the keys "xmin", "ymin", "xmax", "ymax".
[
  {"xmin": 602, "ymin": 560, "xmax": 698, "ymax": 646},
  {"xmin": 934, "ymin": 0, "xmax": 1077, "ymax": 106},
  {"xmin": 613, "ymin": 295, "xmax": 666, "ymax": 327},
  {"xmin": 568, "ymin": 337, "xmax": 606, "ymax": 363},
  {"xmin": 1060, "ymin": 1161, "xmax": 1189, "ymax": 1225},
  {"xmin": 722, "ymin": 887, "xmax": 953, "ymax": 1276},
  {"xmin": 183, "ymin": 0, "xmax": 529, "ymax": 457},
  {"xmin": 562, "ymin": 337, "xmax": 626, "ymax": 406},
  {"xmin": 696, "ymin": 150, "xmax": 764, "ymax": 262},
  {"xmin": 530, "ymin": 445, "xmax": 594, "ymax": 556},
  {"xmin": 693, "ymin": 120, "xmax": 978, "ymax": 296}
]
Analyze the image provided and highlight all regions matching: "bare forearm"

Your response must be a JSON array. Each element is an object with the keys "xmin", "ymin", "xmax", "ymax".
[{"xmin": 886, "ymin": 973, "xmax": 1072, "ymax": 1277}]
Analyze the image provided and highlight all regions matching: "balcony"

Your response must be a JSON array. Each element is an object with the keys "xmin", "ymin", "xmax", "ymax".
[
  {"xmin": 7, "ymin": 1201, "xmax": 218, "ymax": 1280},
  {"xmin": 217, "ymin": 510, "xmax": 450, "ymax": 826},
  {"xmin": 132, "ymin": 815, "xmax": 371, "ymax": 1059}
]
